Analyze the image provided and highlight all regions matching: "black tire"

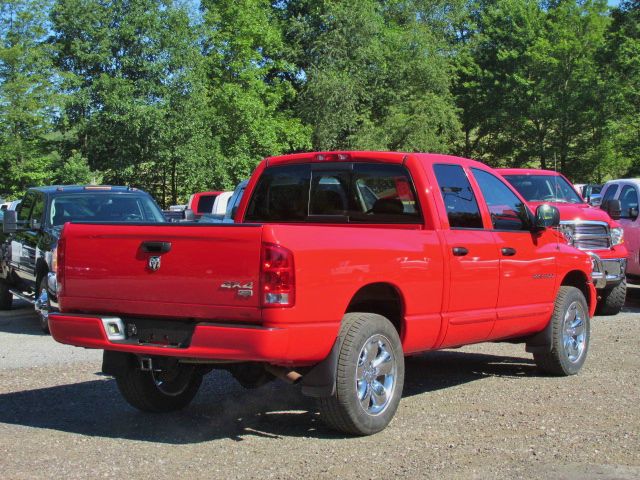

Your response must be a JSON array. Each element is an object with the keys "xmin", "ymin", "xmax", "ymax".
[
  {"xmin": 534, "ymin": 286, "xmax": 590, "ymax": 376},
  {"xmin": 318, "ymin": 312, "xmax": 404, "ymax": 436},
  {"xmin": 35, "ymin": 276, "xmax": 50, "ymax": 334},
  {"xmin": 115, "ymin": 359, "xmax": 203, "ymax": 413},
  {"xmin": 595, "ymin": 279, "xmax": 626, "ymax": 316},
  {"xmin": 0, "ymin": 280, "xmax": 12, "ymax": 310}
]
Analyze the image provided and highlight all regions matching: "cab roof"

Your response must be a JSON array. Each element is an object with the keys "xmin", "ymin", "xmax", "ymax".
[
  {"xmin": 29, "ymin": 185, "xmax": 142, "ymax": 195},
  {"xmin": 498, "ymin": 168, "xmax": 564, "ymax": 176},
  {"xmin": 265, "ymin": 151, "xmax": 489, "ymax": 169}
]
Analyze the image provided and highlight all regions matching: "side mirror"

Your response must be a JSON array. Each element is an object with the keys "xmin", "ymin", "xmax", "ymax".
[
  {"xmin": 3, "ymin": 209, "xmax": 17, "ymax": 234},
  {"xmin": 629, "ymin": 206, "xmax": 639, "ymax": 220},
  {"xmin": 601, "ymin": 199, "xmax": 622, "ymax": 220},
  {"xmin": 230, "ymin": 206, "xmax": 238, "ymax": 220},
  {"xmin": 534, "ymin": 204, "xmax": 560, "ymax": 229}
]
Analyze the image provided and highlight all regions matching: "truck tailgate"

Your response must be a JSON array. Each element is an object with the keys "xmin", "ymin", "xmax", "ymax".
[{"xmin": 59, "ymin": 223, "xmax": 263, "ymax": 319}]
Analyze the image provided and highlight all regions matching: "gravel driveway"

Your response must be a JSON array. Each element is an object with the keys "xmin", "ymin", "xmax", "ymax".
[{"xmin": 1, "ymin": 291, "xmax": 639, "ymax": 479}]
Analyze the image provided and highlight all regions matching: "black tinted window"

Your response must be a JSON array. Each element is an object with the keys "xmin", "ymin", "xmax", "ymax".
[
  {"xmin": 619, "ymin": 186, "xmax": 639, "ymax": 218},
  {"xmin": 473, "ymin": 169, "xmax": 530, "ymax": 230},
  {"xmin": 16, "ymin": 192, "xmax": 35, "ymax": 222},
  {"xmin": 49, "ymin": 194, "xmax": 165, "ymax": 226},
  {"xmin": 197, "ymin": 195, "xmax": 217, "ymax": 214},
  {"xmin": 30, "ymin": 194, "xmax": 46, "ymax": 224},
  {"xmin": 245, "ymin": 163, "xmax": 422, "ymax": 224},
  {"xmin": 601, "ymin": 184, "xmax": 618, "ymax": 204},
  {"xmin": 433, "ymin": 164, "xmax": 483, "ymax": 228}
]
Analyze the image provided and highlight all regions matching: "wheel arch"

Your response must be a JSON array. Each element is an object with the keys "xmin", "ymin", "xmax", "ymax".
[
  {"xmin": 344, "ymin": 282, "xmax": 405, "ymax": 336},
  {"xmin": 560, "ymin": 270, "xmax": 593, "ymax": 312}
]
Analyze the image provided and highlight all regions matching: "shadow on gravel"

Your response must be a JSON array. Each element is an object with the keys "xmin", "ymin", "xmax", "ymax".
[
  {"xmin": 0, "ymin": 350, "xmax": 540, "ymax": 443},
  {"xmin": 0, "ymin": 299, "xmax": 44, "ymax": 336},
  {"xmin": 622, "ymin": 284, "xmax": 640, "ymax": 313}
]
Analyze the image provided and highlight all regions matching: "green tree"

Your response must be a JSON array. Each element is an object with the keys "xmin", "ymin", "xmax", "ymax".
[
  {"xmin": 0, "ymin": 0, "xmax": 58, "ymax": 197},
  {"xmin": 200, "ymin": 0, "xmax": 311, "ymax": 188},
  {"xmin": 602, "ymin": 0, "xmax": 640, "ymax": 178},
  {"xmin": 283, "ymin": 0, "xmax": 461, "ymax": 152}
]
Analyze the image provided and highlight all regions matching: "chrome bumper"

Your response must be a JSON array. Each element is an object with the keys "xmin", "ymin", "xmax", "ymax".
[{"xmin": 588, "ymin": 253, "xmax": 626, "ymax": 289}]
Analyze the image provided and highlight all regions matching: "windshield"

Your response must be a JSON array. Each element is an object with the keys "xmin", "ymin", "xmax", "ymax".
[
  {"xmin": 503, "ymin": 174, "xmax": 583, "ymax": 204},
  {"xmin": 49, "ymin": 193, "xmax": 165, "ymax": 226}
]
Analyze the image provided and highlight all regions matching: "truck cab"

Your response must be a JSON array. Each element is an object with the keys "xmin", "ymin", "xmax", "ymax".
[
  {"xmin": 599, "ymin": 179, "xmax": 640, "ymax": 282},
  {"xmin": 0, "ymin": 185, "xmax": 165, "ymax": 332},
  {"xmin": 500, "ymin": 169, "xmax": 627, "ymax": 314}
]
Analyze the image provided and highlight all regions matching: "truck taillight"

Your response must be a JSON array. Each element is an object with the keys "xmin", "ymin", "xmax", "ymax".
[
  {"xmin": 260, "ymin": 243, "xmax": 295, "ymax": 307},
  {"xmin": 56, "ymin": 234, "xmax": 66, "ymax": 296}
]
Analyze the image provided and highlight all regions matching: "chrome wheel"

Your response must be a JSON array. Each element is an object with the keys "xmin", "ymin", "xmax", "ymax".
[
  {"xmin": 562, "ymin": 301, "xmax": 587, "ymax": 363},
  {"xmin": 356, "ymin": 334, "xmax": 397, "ymax": 415}
]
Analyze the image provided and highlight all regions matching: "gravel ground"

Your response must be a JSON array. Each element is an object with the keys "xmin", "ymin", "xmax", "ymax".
[{"xmin": 0, "ymin": 290, "xmax": 639, "ymax": 479}]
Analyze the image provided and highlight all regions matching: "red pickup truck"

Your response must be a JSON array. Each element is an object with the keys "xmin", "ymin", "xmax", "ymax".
[{"xmin": 49, "ymin": 152, "xmax": 597, "ymax": 436}]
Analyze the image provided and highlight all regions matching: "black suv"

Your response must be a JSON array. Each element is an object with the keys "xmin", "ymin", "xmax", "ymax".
[{"xmin": 0, "ymin": 185, "xmax": 165, "ymax": 333}]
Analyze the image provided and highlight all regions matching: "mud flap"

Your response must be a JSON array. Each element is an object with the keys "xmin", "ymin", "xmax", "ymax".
[
  {"xmin": 525, "ymin": 318, "xmax": 553, "ymax": 354},
  {"xmin": 300, "ymin": 338, "xmax": 340, "ymax": 398},
  {"xmin": 101, "ymin": 350, "xmax": 134, "ymax": 376}
]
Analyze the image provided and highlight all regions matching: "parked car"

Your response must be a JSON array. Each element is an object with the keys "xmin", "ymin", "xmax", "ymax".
[
  {"xmin": 0, "ymin": 185, "xmax": 166, "ymax": 333},
  {"xmin": 599, "ymin": 179, "xmax": 640, "ymax": 283},
  {"xmin": 574, "ymin": 183, "xmax": 603, "ymax": 206},
  {"xmin": 500, "ymin": 169, "xmax": 627, "ymax": 315},
  {"xmin": 186, "ymin": 191, "xmax": 223, "ymax": 219},
  {"xmin": 48, "ymin": 152, "xmax": 597, "ymax": 436},
  {"xmin": 199, "ymin": 180, "xmax": 248, "ymax": 224}
]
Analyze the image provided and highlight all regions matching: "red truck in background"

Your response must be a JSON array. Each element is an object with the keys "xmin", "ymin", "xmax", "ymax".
[
  {"xmin": 49, "ymin": 152, "xmax": 597, "ymax": 436},
  {"xmin": 500, "ymin": 169, "xmax": 627, "ymax": 315}
]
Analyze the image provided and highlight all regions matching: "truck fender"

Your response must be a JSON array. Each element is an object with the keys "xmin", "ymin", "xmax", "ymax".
[{"xmin": 300, "ymin": 337, "xmax": 340, "ymax": 398}]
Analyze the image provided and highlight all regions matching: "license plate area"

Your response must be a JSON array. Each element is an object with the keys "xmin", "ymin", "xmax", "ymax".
[{"xmin": 123, "ymin": 318, "xmax": 196, "ymax": 348}]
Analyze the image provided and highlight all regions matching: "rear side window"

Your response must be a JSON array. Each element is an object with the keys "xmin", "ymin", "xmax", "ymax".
[
  {"xmin": 197, "ymin": 194, "xmax": 218, "ymax": 214},
  {"xmin": 244, "ymin": 162, "xmax": 422, "ymax": 224},
  {"xmin": 472, "ymin": 169, "xmax": 530, "ymax": 231},
  {"xmin": 433, "ymin": 164, "xmax": 483, "ymax": 228},
  {"xmin": 619, "ymin": 185, "xmax": 639, "ymax": 219}
]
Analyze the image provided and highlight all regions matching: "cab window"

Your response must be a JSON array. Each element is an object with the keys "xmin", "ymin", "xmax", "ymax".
[
  {"xmin": 472, "ymin": 168, "xmax": 530, "ymax": 231},
  {"xmin": 16, "ymin": 192, "xmax": 35, "ymax": 223},
  {"xmin": 600, "ymin": 184, "xmax": 618, "ymax": 205},
  {"xmin": 30, "ymin": 194, "xmax": 46, "ymax": 225},
  {"xmin": 619, "ymin": 185, "xmax": 639, "ymax": 219},
  {"xmin": 433, "ymin": 164, "xmax": 483, "ymax": 229}
]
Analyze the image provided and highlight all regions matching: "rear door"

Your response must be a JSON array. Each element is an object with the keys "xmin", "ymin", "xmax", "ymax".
[
  {"xmin": 432, "ymin": 164, "xmax": 499, "ymax": 347},
  {"xmin": 471, "ymin": 168, "xmax": 557, "ymax": 339}
]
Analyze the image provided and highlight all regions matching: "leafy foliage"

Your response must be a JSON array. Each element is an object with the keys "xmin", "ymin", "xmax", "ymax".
[{"xmin": 0, "ymin": 0, "xmax": 637, "ymax": 202}]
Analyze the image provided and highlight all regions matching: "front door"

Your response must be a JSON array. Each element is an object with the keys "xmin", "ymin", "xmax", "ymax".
[
  {"xmin": 471, "ymin": 168, "xmax": 557, "ymax": 339},
  {"xmin": 432, "ymin": 164, "xmax": 500, "ymax": 348}
]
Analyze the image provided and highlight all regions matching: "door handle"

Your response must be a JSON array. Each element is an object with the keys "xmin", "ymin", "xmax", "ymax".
[
  {"xmin": 501, "ymin": 247, "xmax": 517, "ymax": 256},
  {"xmin": 452, "ymin": 247, "xmax": 469, "ymax": 257},
  {"xmin": 141, "ymin": 241, "xmax": 172, "ymax": 254}
]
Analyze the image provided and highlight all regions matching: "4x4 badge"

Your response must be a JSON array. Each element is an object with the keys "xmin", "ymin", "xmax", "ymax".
[{"xmin": 148, "ymin": 256, "xmax": 161, "ymax": 271}]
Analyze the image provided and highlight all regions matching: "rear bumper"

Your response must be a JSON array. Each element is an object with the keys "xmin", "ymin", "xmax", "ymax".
[{"xmin": 48, "ymin": 313, "xmax": 337, "ymax": 365}]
